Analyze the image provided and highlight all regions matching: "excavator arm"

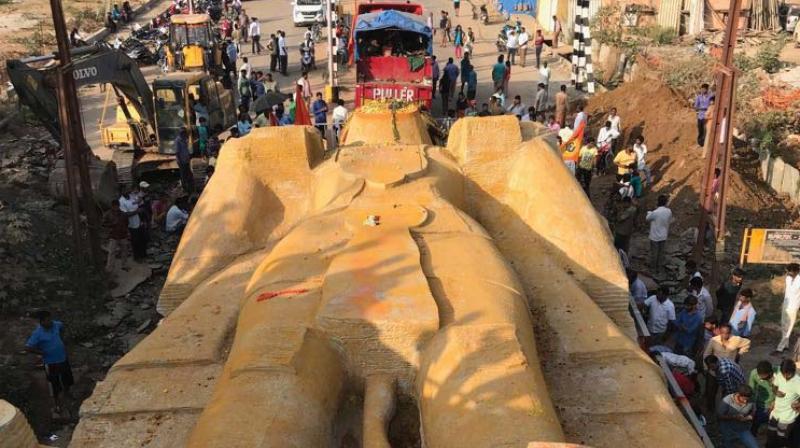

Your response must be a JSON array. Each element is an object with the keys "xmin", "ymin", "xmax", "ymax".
[{"xmin": 6, "ymin": 44, "xmax": 156, "ymax": 141}]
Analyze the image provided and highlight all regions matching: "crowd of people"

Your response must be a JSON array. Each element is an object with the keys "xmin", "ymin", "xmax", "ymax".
[
  {"xmin": 571, "ymin": 79, "xmax": 800, "ymax": 446},
  {"xmin": 634, "ymin": 260, "xmax": 800, "ymax": 447},
  {"xmin": 104, "ymin": 181, "xmax": 194, "ymax": 273}
]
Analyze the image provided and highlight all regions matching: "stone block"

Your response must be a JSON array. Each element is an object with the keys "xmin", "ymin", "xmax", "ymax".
[
  {"xmin": 770, "ymin": 157, "xmax": 786, "ymax": 193},
  {"xmin": 781, "ymin": 164, "xmax": 800, "ymax": 203}
]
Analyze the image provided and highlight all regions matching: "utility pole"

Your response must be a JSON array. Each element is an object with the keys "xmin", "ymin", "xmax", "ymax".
[
  {"xmin": 326, "ymin": 0, "xmax": 336, "ymax": 97},
  {"xmin": 571, "ymin": 0, "xmax": 595, "ymax": 93},
  {"xmin": 49, "ymin": 0, "xmax": 104, "ymax": 270},
  {"xmin": 694, "ymin": 0, "xmax": 742, "ymax": 279}
]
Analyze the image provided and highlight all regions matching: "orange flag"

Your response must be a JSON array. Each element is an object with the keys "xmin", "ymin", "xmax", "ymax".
[
  {"xmin": 560, "ymin": 121, "xmax": 585, "ymax": 162},
  {"xmin": 294, "ymin": 85, "xmax": 312, "ymax": 126}
]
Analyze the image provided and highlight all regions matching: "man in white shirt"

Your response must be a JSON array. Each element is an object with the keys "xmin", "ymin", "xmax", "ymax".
[
  {"xmin": 573, "ymin": 103, "xmax": 587, "ymax": 130},
  {"xmin": 506, "ymin": 95, "xmax": 526, "ymax": 117},
  {"xmin": 517, "ymin": 27, "xmax": 529, "ymax": 67},
  {"xmin": 628, "ymin": 269, "xmax": 648, "ymax": 305},
  {"xmin": 119, "ymin": 189, "xmax": 147, "ymax": 260},
  {"xmin": 534, "ymin": 82, "xmax": 548, "ymax": 113},
  {"xmin": 777, "ymin": 263, "xmax": 800, "ymax": 353},
  {"xmin": 596, "ymin": 120, "xmax": 618, "ymax": 151},
  {"xmin": 633, "ymin": 135, "xmax": 650, "ymax": 184},
  {"xmin": 606, "ymin": 107, "xmax": 621, "ymax": 150},
  {"xmin": 278, "ymin": 31, "xmax": 288, "ymax": 76},
  {"xmin": 607, "ymin": 107, "xmax": 621, "ymax": 134},
  {"xmin": 240, "ymin": 56, "xmax": 252, "ymax": 79},
  {"xmin": 332, "ymin": 100, "xmax": 348, "ymax": 123},
  {"xmin": 644, "ymin": 286, "xmax": 676, "ymax": 343},
  {"xmin": 688, "ymin": 276, "xmax": 714, "ymax": 319},
  {"xmin": 249, "ymin": 18, "xmax": 262, "ymax": 54},
  {"xmin": 506, "ymin": 30, "xmax": 519, "ymax": 66},
  {"xmin": 646, "ymin": 194, "xmax": 673, "ymax": 275},
  {"xmin": 539, "ymin": 61, "xmax": 551, "ymax": 89},
  {"xmin": 659, "ymin": 351, "xmax": 696, "ymax": 375},
  {"xmin": 165, "ymin": 197, "xmax": 190, "ymax": 234},
  {"xmin": 297, "ymin": 72, "xmax": 313, "ymax": 104}
]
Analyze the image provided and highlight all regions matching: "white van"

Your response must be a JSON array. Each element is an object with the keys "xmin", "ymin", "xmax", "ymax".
[{"xmin": 292, "ymin": 0, "xmax": 332, "ymax": 27}]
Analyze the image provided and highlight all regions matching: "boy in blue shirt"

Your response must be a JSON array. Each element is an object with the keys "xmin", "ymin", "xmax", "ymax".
[
  {"xmin": 25, "ymin": 311, "xmax": 73, "ymax": 414},
  {"xmin": 311, "ymin": 92, "xmax": 328, "ymax": 136},
  {"xmin": 197, "ymin": 117, "xmax": 209, "ymax": 158}
]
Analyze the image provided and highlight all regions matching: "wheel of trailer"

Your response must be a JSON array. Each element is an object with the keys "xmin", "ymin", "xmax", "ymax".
[
  {"xmin": 190, "ymin": 158, "xmax": 208, "ymax": 191},
  {"xmin": 112, "ymin": 150, "xmax": 136, "ymax": 189}
]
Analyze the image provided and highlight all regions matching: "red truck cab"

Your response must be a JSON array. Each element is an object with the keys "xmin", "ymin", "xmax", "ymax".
[{"xmin": 350, "ymin": 2, "xmax": 434, "ymax": 109}]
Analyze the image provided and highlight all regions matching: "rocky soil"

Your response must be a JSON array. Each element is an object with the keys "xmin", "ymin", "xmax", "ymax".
[{"xmin": 0, "ymin": 120, "xmax": 175, "ymax": 446}]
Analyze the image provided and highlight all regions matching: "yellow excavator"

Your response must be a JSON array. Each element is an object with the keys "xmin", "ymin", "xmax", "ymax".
[
  {"xmin": 7, "ymin": 44, "xmax": 236, "ymax": 188},
  {"xmin": 167, "ymin": 14, "xmax": 223, "ymax": 74}
]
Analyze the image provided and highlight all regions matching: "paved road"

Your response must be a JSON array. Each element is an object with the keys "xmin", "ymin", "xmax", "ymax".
[{"xmin": 77, "ymin": 0, "xmax": 575, "ymax": 162}]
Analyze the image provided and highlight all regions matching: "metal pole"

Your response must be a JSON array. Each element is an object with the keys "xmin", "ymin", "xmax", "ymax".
[
  {"xmin": 326, "ymin": 0, "xmax": 334, "ymax": 91},
  {"xmin": 694, "ymin": 0, "xmax": 742, "ymax": 264},
  {"xmin": 189, "ymin": 0, "xmax": 193, "ymax": 14},
  {"xmin": 716, "ymin": 69, "xmax": 738, "ymax": 252},
  {"xmin": 49, "ymin": 0, "xmax": 105, "ymax": 269},
  {"xmin": 54, "ymin": 67, "xmax": 86, "ymax": 269}
]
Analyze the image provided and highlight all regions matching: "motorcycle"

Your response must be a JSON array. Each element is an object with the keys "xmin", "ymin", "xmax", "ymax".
[
  {"xmin": 301, "ymin": 51, "xmax": 314, "ymax": 72},
  {"xmin": 123, "ymin": 37, "xmax": 157, "ymax": 65},
  {"xmin": 311, "ymin": 13, "xmax": 324, "ymax": 42},
  {"xmin": 479, "ymin": 4, "xmax": 489, "ymax": 24},
  {"xmin": 496, "ymin": 32, "xmax": 507, "ymax": 53},
  {"xmin": 300, "ymin": 40, "xmax": 315, "ymax": 70}
]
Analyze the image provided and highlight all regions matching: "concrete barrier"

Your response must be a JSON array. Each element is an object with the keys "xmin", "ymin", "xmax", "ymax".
[{"xmin": 760, "ymin": 150, "xmax": 800, "ymax": 204}]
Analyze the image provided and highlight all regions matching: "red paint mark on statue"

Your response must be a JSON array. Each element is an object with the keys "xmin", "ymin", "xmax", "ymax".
[{"xmin": 256, "ymin": 289, "xmax": 310, "ymax": 302}]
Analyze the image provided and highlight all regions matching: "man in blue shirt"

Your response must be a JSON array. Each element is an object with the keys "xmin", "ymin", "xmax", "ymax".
[
  {"xmin": 226, "ymin": 41, "xmax": 238, "ymax": 74},
  {"xmin": 25, "ymin": 311, "xmax": 73, "ymax": 414},
  {"xmin": 443, "ymin": 57, "xmax": 460, "ymax": 99},
  {"xmin": 674, "ymin": 295, "xmax": 703, "ymax": 356},
  {"xmin": 311, "ymin": 92, "xmax": 328, "ymax": 136},
  {"xmin": 466, "ymin": 69, "xmax": 477, "ymax": 101},
  {"xmin": 694, "ymin": 83, "xmax": 714, "ymax": 147}
]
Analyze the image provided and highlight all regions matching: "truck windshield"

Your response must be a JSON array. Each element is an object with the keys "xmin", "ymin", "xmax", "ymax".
[
  {"xmin": 171, "ymin": 24, "xmax": 210, "ymax": 47},
  {"xmin": 357, "ymin": 29, "xmax": 428, "ymax": 58},
  {"xmin": 296, "ymin": 0, "xmax": 321, "ymax": 5},
  {"xmin": 155, "ymin": 87, "xmax": 185, "ymax": 153}
]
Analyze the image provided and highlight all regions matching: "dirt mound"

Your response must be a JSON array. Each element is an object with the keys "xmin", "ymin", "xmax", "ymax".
[{"xmin": 586, "ymin": 79, "xmax": 795, "ymax": 257}]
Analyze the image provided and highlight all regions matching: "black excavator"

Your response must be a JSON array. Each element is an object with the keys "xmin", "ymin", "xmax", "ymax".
[{"xmin": 7, "ymin": 44, "xmax": 236, "ymax": 188}]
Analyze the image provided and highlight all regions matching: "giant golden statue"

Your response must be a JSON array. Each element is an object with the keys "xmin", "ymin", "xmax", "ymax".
[{"xmin": 60, "ymin": 107, "xmax": 700, "ymax": 447}]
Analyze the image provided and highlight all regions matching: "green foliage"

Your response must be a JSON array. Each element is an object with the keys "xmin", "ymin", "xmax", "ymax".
[
  {"xmin": 754, "ymin": 37, "xmax": 784, "ymax": 74},
  {"xmin": 734, "ymin": 53, "xmax": 757, "ymax": 72},
  {"xmin": 742, "ymin": 110, "xmax": 792, "ymax": 152},
  {"xmin": 13, "ymin": 26, "xmax": 56, "ymax": 57},
  {"xmin": 631, "ymin": 25, "xmax": 677, "ymax": 45},
  {"xmin": 735, "ymin": 38, "xmax": 786, "ymax": 74},
  {"xmin": 590, "ymin": 5, "xmax": 624, "ymax": 46}
]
